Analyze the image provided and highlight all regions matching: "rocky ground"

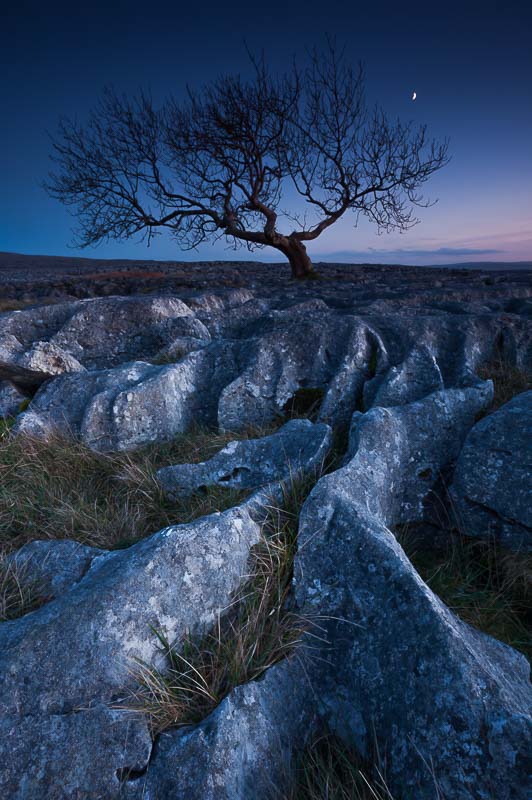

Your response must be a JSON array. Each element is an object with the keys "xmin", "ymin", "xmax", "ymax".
[{"xmin": 0, "ymin": 254, "xmax": 531, "ymax": 799}]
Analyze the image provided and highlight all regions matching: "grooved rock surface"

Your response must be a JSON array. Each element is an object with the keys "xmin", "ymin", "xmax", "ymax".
[
  {"xmin": 294, "ymin": 387, "xmax": 532, "ymax": 800},
  {"xmin": 13, "ymin": 344, "xmax": 239, "ymax": 451},
  {"xmin": 451, "ymin": 390, "xmax": 532, "ymax": 551},
  {"xmin": 0, "ymin": 506, "xmax": 261, "ymax": 717},
  {"xmin": 157, "ymin": 419, "xmax": 332, "ymax": 500},
  {"xmin": 2, "ymin": 274, "xmax": 531, "ymax": 441},
  {"xmin": 1, "ymin": 262, "xmax": 531, "ymax": 799},
  {"xmin": 4, "ymin": 539, "xmax": 106, "ymax": 600}
]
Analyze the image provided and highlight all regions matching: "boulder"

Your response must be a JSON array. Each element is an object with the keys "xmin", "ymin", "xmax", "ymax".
[
  {"xmin": 157, "ymin": 419, "xmax": 332, "ymax": 500},
  {"xmin": 0, "ymin": 505, "xmax": 261, "ymax": 716},
  {"xmin": 450, "ymin": 391, "xmax": 532, "ymax": 551},
  {"xmin": 124, "ymin": 660, "xmax": 317, "ymax": 800},
  {"xmin": 0, "ymin": 705, "xmax": 151, "ymax": 800},
  {"xmin": 13, "ymin": 343, "xmax": 239, "ymax": 451},
  {"xmin": 4, "ymin": 539, "xmax": 105, "ymax": 601},
  {"xmin": 0, "ymin": 380, "xmax": 27, "ymax": 418},
  {"xmin": 294, "ymin": 385, "xmax": 532, "ymax": 800}
]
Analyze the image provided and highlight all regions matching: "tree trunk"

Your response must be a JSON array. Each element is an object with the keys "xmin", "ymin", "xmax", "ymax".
[{"xmin": 278, "ymin": 238, "xmax": 315, "ymax": 279}]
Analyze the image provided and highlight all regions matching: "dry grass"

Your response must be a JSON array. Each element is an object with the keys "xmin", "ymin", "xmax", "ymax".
[
  {"xmin": 282, "ymin": 387, "xmax": 325, "ymax": 422},
  {"xmin": 132, "ymin": 473, "xmax": 321, "ymax": 735},
  {"xmin": 477, "ymin": 358, "xmax": 531, "ymax": 413},
  {"xmin": 0, "ymin": 424, "xmax": 274, "ymax": 554},
  {"xmin": 284, "ymin": 734, "xmax": 396, "ymax": 800},
  {"xmin": 0, "ymin": 554, "xmax": 50, "ymax": 621},
  {"xmin": 0, "ymin": 297, "xmax": 64, "ymax": 313},
  {"xmin": 398, "ymin": 525, "xmax": 532, "ymax": 662},
  {"xmin": 0, "ymin": 299, "xmax": 31, "ymax": 313}
]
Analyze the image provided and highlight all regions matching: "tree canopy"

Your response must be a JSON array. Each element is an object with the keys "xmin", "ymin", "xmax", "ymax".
[{"xmin": 46, "ymin": 43, "xmax": 449, "ymax": 277}]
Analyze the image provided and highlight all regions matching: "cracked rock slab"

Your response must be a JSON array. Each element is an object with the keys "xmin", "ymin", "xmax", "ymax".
[{"xmin": 156, "ymin": 419, "xmax": 332, "ymax": 500}]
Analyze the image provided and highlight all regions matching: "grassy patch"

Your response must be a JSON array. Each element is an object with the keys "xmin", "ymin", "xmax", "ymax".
[
  {"xmin": 477, "ymin": 358, "xmax": 531, "ymax": 413},
  {"xmin": 398, "ymin": 527, "xmax": 532, "ymax": 662},
  {"xmin": 0, "ymin": 555, "xmax": 50, "ymax": 622},
  {"xmin": 132, "ymin": 473, "xmax": 321, "ymax": 735},
  {"xmin": 0, "ymin": 425, "xmax": 272, "ymax": 554},
  {"xmin": 284, "ymin": 734, "xmax": 395, "ymax": 800}
]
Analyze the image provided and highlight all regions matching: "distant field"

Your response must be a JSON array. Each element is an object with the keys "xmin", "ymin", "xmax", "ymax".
[{"xmin": 1, "ymin": 251, "xmax": 531, "ymax": 277}]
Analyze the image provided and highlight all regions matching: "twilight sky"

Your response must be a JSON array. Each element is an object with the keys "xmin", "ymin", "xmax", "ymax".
[{"xmin": 1, "ymin": 0, "xmax": 531, "ymax": 266}]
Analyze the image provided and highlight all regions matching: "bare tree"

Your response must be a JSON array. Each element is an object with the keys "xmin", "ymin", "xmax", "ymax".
[{"xmin": 46, "ymin": 43, "xmax": 449, "ymax": 278}]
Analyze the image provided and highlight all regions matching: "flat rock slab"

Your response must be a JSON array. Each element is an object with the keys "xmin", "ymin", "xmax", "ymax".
[
  {"xmin": 451, "ymin": 390, "xmax": 532, "ymax": 550},
  {"xmin": 156, "ymin": 418, "xmax": 332, "ymax": 500}
]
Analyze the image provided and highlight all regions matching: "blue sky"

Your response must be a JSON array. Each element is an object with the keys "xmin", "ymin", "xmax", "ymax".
[{"xmin": 1, "ymin": 0, "xmax": 531, "ymax": 266}]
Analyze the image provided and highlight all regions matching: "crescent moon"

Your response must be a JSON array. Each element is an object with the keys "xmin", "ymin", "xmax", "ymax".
[{"xmin": 412, "ymin": 91, "xmax": 417, "ymax": 101}]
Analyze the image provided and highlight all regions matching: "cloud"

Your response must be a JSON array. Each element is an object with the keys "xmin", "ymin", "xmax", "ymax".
[{"xmin": 315, "ymin": 246, "xmax": 503, "ymax": 260}]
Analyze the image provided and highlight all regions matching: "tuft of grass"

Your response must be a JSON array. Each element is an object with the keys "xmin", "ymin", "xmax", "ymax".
[
  {"xmin": 398, "ymin": 526, "xmax": 532, "ymax": 662},
  {"xmin": 131, "ymin": 472, "xmax": 323, "ymax": 735},
  {"xmin": 282, "ymin": 387, "xmax": 325, "ymax": 422},
  {"xmin": 477, "ymin": 358, "xmax": 531, "ymax": 413},
  {"xmin": 283, "ymin": 734, "xmax": 396, "ymax": 800},
  {"xmin": 0, "ymin": 425, "xmax": 273, "ymax": 554},
  {"xmin": 0, "ymin": 553, "xmax": 50, "ymax": 622}
]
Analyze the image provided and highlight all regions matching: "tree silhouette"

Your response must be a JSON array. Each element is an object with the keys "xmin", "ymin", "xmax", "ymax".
[{"xmin": 46, "ymin": 44, "xmax": 449, "ymax": 278}]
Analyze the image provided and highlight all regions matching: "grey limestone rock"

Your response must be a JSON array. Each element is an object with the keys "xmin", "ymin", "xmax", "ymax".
[
  {"xmin": 13, "ymin": 343, "xmax": 239, "ymax": 451},
  {"xmin": 0, "ymin": 297, "xmax": 196, "ymax": 389},
  {"xmin": 156, "ymin": 419, "xmax": 332, "ymax": 500},
  {"xmin": 124, "ymin": 659, "xmax": 317, "ymax": 800},
  {"xmin": 18, "ymin": 340, "xmax": 86, "ymax": 376},
  {"xmin": 451, "ymin": 390, "xmax": 532, "ymax": 550},
  {"xmin": 217, "ymin": 314, "xmax": 357, "ymax": 431},
  {"xmin": 48, "ymin": 295, "xmax": 194, "ymax": 369},
  {"xmin": 0, "ymin": 505, "xmax": 261, "ymax": 716},
  {"xmin": 0, "ymin": 380, "xmax": 27, "ymax": 418},
  {"xmin": 345, "ymin": 383, "xmax": 494, "ymax": 524},
  {"xmin": 365, "ymin": 344, "xmax": 444, "ymax": 408},
  {"xmin": 4, "ymin": 539, "xmax": 105, "ymax": 601},
  {"xmin": 294, "ymin": 384, "xmax": 532, "ymax": 800},
  {"xmin": 0, "ymin": 705, "xmax": 151, "ymax": 800}
]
